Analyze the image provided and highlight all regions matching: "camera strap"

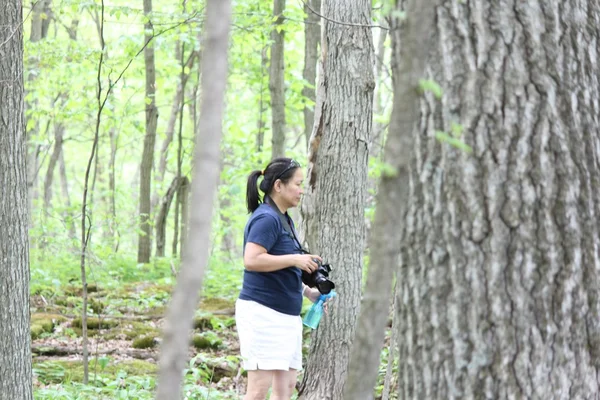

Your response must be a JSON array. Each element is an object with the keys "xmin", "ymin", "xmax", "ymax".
[{"xmin": 264, "ymin": 196, "xmax": 308, "ymax": 254}]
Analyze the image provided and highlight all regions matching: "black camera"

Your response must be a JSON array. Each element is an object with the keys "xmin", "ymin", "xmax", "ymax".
[{"xmin": 302, "ymin": 260, "xmax": 335, "ymax": 294}]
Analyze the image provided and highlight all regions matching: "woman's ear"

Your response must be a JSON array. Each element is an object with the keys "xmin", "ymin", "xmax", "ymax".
[{"xmin": 274, "ymin": 179, "xmax": 281, "ymax": 193}]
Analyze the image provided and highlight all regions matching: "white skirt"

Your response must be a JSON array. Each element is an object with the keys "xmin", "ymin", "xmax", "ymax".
[{"xmin": 235, "ymin": 299, "xmax": 303, "ymax": 371}]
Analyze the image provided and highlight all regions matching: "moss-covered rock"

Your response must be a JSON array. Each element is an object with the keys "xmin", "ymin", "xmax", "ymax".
[
  {"xmin": 198, "ymin": 297, "xmax": 235, "ymax": 312},
  {"xmin": 63, "ymin": 284, "xmax": 99, "ymax": 297},
  {"xmin": 193, "ymin": 315, "xmax": 213, "ymax": 331},
  {"xmin": 54, "ymin": 296, "xmax": 81, "ymax": 307},
  {"xmin": 123, "ymin": 322, "xmax": 159, "ymax": 340},
  {"xmin": 71, "ymin": 317, "xmax": 119, "ymax": 330},
  {"xmin": 192, "ymin": 332, "xmax": 223, "ymax": 350},
  {"xmin": 132, "ymin": 335, "xmax": 158, "ymax": 349},
  {"xmin": 89, "ymin": 298, "xmax": 107, "ymax": 314},
  {"xmin": 31, "ymin": 324, "xmax": 46, "ymax": 340},
  {"xmin": 30, "ymin": 313, "xmax": 67, "ymax": 339}
]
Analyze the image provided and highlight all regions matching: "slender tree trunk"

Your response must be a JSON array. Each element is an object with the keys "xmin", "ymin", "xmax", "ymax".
[
  {"xmin": 108, "ymin": 128, "xmax": 119, "ymax": 251},
  {"xmin": 137, "ymin": 0, "xmax": 159, "ymax": 263},
  {"xmin": 269, "ymin": 0, "xmax": 286, "ymax": 159},
  {"xmin": 156, "ymin": 0, "xmax": 232, "ymax": 397},
  {"xmin": 153, "ymin": 44, "xmax": 195, "ymax": 210},
  {"xmin": 298, "ymin": 1, "xmax": 374, "ymax": 398},
  {"xmin": 26, "ymin": 0, "xmax": 50, "ymax": 228},
  {"xmin": 155, "ymin": 178, "xmax": 179, "ymax": 257},
  {"xmin": 58, "ymin": 150, "xmax": 76, "ymax": 239},
  {"xmin": 344, "ymin": 2, "xmax": 437, "ymax": 398},
  {"xmin": 257, "ymin": 45, "xmax": 268, "ymax": 153},
  {"xmin": 176, "ymin": 176, "xmax": 190, "ymax": 259},
  {"xmin": 0, "ymin": 2, "xmax": 32, "ymax": 397},
  {"xmin": 302, "ymin": 0, "xmax": 320, "ymax": 149},
  {"xmin": 398, "ymin": 1, "xmax": 600, "ymax": 398},
  {"xmin": 43, "ymin": 122, "xmax": 64, "ymax": 209},
  {"xmin": 371, "ymin": 24, "xmax": 389, "ymax": 158}
]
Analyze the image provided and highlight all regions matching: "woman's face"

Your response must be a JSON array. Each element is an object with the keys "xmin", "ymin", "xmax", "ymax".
[{"xmin": 277, "ymin": 168, "xmax": 304, "ymax": 209}]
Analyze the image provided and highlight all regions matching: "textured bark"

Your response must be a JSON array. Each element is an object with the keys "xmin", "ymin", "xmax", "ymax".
[
  {"xmin": 302, "ymin": 0, "xmax": 320, "ymax": 149},
  {"xmin": 298, "ymin": 1, "xmax": 374, "ymax": 398},
  {"xmin": 155, "ymin": 0, "xmax": 231, "ymax": 397},
  {"xmin": 137, "ymin": 0, "xmax": 159, "ymax": 263},
  {"xmin": 269, "ymin": 0, "xmax": 286, "ymax": 159},
  {"xmin": 344, "ymin": 1, "xmax": 437, "ymax": 399},
  {"xmin": 0, "ymin": 1, "xmax": 33, "ymax": 397},
  {"xmin": 397, "ymin": 1, "xmax": 600, "ymax": 398}
]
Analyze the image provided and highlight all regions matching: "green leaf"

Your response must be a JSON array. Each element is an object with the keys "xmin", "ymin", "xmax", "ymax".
[
  {"xmin": 435, "ymin": 131, "xmax": 473, "ymax": 154},
  {"xmin": 98, "ymin": 356, "xmax": 110, "ymax": 370},
  {"xmin": 418, "ymin": 79, "xmax": 443, "ymax": 99},
  {"xmin": 450, "ymin": 122, "xmax": 464, "ymax": 138},
  {"xmin": 380, "ymin": 162, "xmax": 398, "ymax": 178}
]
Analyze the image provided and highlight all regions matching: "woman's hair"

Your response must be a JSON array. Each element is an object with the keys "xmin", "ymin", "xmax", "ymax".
[{"xmin": 246, "ymin": 157, "xmax": 301, "ymax": 213}]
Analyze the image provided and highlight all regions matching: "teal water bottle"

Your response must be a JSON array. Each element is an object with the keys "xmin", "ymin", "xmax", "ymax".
[{"xmin": 303, "ymin": 290, "xmax": 336, "ymax": 329}]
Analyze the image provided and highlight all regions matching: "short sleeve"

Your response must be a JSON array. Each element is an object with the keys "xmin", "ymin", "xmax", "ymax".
[{"xmin": 246, "ymin": 213, "xmax": 281, "ymax": 252}]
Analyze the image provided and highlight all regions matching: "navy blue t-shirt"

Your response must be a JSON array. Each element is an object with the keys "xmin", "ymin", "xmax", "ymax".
[{"xmin": 238, "ymin": 203, "xmax": 303, "ymax": 315}]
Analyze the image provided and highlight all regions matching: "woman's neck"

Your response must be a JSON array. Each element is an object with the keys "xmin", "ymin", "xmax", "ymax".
[{"xmin": 267, "ymin": 195, "xmax": 288, "ymax": 214}]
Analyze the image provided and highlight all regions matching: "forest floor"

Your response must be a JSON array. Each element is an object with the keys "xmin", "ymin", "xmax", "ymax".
[{"xmin": 30, "ymin": 281, "xmax": 255, "ymax": 399}]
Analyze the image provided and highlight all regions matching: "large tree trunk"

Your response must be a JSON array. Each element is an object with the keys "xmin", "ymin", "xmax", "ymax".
[
  {"xmin": 302, "ymin": 0, "xmax": 320, "ymax": 149},
  {"xmin": 0, "ymin": 1, "xmax": 33, "ymax": 397},
  {"xmin": 298, "ymin": 1, "xmax": 374, "ymax": 398},
  {"xmin": 344, "ymin": 1, "xmax": 438, "ymax": 399},
  {"xmin": 397, "ymin": 1, "xmax": 600, "ymax": 398},
  {"xmin": 137, "ymin": 0, "xmax": 159, "ymax": 263},
  {"xmin": 155, "ymin": 0, "xmax": 232, "ymax": 397},
  {"xmin": 269, "ymin": 0, "xmax": 286, "ymax": 159}
]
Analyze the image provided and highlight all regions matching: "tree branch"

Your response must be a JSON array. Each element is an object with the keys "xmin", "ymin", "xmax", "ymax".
[{"xmin": 299, "ymin": 0, "xmax": 388, "ymax": 30}]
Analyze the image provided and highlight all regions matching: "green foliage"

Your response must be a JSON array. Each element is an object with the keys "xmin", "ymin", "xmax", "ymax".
[
  {"xmin": 435, "ymin": 122, "xmax": 473, "ymax": 154},
  {"xmin": 418, "ymin": 79, "xmax": 443, "ymax": 99}
]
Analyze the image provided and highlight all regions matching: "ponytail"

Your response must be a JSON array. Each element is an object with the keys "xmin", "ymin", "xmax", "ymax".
[
  {"xmin": 246, "ymin": 157, "xmax": 300, "ymax": 213},
  {"xmin": 246, "ymin": 170, "xmax": 263, "ymax": 213}
]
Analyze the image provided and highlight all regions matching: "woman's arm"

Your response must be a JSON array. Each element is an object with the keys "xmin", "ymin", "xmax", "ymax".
[{"xmin": 244, "ymin": 242, "xmax": 321, "ymax": 273}]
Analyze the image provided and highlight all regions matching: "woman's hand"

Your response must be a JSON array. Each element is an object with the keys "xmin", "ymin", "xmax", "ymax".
[
  {"xmin": 294, "ymin": 254, "xmax": 322, "ymax": 274},
  {"xmin": 304, "ymin": 286, "xmax": 333, "ymax": 314}
]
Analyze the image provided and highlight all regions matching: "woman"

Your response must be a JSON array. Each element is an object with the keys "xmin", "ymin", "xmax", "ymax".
[{"xmin": 235, "ymin": 157, "xmax": 323, "ymax": 400}]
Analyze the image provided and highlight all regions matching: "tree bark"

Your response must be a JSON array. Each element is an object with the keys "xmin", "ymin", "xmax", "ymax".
[
  {"xmin": 43, "ymin": 121, "xmax": 64, "ymax": 209},
  {"xmin": 298, "ymin": 1, "xmax": 374, "ymax": 398},
  {"xmin": 173, "ymin": 175, "xmax": 190, "ymax": 258},
  {"xmin": 302, "ymin": 0, "xmax": 320, "ymax": 149},
  {"xmin": 155, "ymin": 1, "xmax": 232, "ymax": 397},
  {"xmin": 137, "ymin": 0, "xmax": 158, "ymax": 264},
  {"xmin": 269, "ymin": 0, "xmax": 286, "ymax": 159},
  {"xmin": 397, "ymin": 1, "xmax": 600, "ymax": 398},
  {"xmin": 344, "ymin": 2, "xmax": 437, "ymax": 398},
  {"xmin": 155, "ymin": 177, "xmax": 179, "ymax": 257},
  {"xmin": 0, "ymin": 1, "xmax": 33, "ymax": 397}
]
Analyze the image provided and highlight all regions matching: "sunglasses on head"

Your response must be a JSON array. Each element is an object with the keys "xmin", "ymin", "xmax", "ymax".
[{"xmin": 273, "ymin": 159, "xmax": 301, "ymax": 182}]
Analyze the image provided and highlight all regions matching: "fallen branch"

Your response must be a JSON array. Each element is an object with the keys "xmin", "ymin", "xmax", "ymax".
[{"xmin": 32, "ymin": 344, "xmax": 157, "ymax": 360}]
